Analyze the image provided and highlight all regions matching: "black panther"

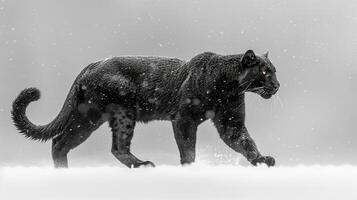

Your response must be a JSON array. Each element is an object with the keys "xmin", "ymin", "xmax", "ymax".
[{"xmin": 11, "ymin": 50, "xmax": 280, "ymax": 168}]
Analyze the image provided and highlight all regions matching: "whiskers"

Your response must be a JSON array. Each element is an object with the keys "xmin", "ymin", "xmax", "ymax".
[
  {"xmin": 266, "ymin": 93, "xmax": 285, "ymax": 117},
  {"xmin": 268, "ymin": 93, "xmax": 284, "ymax": 108},
  {"xmin": 250, "ymin": 87, "xmax": 264, "ymax": 93},
  {"xmin": 275, "ymin": 95, "xmax": 284, "ymax": 108}
]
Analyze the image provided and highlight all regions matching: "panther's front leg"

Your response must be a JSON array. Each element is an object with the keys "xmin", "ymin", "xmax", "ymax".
[
  {"xmin": 217, "ymin": 125, "xmax": 275, "ymax": 166},
  {"xmin": 212, "ymin": 97, "xmax": 275, "ymax": 167},
  {"xmin": 172, "ymin": 115, "xmax": 198, "ymax": 165}
]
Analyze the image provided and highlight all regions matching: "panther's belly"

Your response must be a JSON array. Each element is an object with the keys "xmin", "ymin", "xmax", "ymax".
[
  {"xmin": 133, "ymin": 95, "xmax": 179, "ymax": 122},
  {"xmin": 135, "ymin": 104, "xmax": 175, "ymax": 122}
]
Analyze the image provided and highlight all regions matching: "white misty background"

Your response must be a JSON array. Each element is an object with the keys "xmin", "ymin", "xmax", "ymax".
[{"xmin": 0, "ymin": 0, "xmax": 356, "ymax": 167}]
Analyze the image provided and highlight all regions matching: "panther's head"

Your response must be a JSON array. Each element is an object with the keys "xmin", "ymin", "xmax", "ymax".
[{"xmin": 238, "ymin": 50, "xmax": 280, "ymax": 99}]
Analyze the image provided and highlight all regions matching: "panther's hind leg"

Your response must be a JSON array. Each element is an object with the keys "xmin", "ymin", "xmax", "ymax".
[
  {"xmin": 107, "ymin": 104, "xmax": 155, "ymax": 168},
  {"xmin": 52, "ymin": 111, "xmax": 104, "ymax": 168},
  {"xmin": 52, "ymin": 135, "xmax": 70, "ymax": 168}
]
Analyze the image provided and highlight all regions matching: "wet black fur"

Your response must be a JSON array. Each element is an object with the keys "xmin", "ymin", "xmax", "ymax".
[{"xmin": 11, "ymin": 50, "xmax": 280, "ymax": 168}]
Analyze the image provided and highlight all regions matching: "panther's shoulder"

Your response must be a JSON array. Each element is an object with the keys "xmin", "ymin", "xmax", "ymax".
[
  {"xmin": 185, "ymin": 52, "xmax": 218, "ymax": 71},
  {"xmin": 190, "ymin": 52, "xmax": 217, "ymax": 63}
]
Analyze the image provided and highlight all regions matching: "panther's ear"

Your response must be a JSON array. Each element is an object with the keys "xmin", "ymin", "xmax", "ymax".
[
  {"xmin": 241, "ymin": 50, "xmax": 257, "ymax": 67},
  {"xmin": 263, "ymin": 51, "xmax": 269, "ymax": 58}
]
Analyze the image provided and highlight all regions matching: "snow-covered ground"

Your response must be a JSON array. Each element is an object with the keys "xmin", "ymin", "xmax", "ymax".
[{"xmin": 1, "ymin": 164, "xmax": 356, "ymax": 200}]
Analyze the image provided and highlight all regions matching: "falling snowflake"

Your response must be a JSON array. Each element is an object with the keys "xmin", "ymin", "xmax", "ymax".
[
  {"xmin": 142, "ymin": 81, "xmax": 149, "ymax": 87},
  {"xmin": 192, "ymin": 98, "xmax": 201, "ymax": 105},
  {"xmin": 185, "ymin": 98, "xmax": 191, "ymax": 104},
  {"xmin": 148, "ymin": 98, "xmax": 156, "ymax": 103},
  {"xmin": 119, "ymin": 91, "xmax": 127, "ymax": 96},
  {"xmin": 205, "ymin": 110, "xmax": 215, "ymax": 119}
]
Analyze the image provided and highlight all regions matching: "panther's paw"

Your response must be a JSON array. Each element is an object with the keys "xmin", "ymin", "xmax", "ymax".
[
  {"xmin": 133, "ymin": 161, "xmax": 156, "ymax": 168},
  {"xmin": 251, "ymin": 156, "xmax": 275, "ymax": 167}
]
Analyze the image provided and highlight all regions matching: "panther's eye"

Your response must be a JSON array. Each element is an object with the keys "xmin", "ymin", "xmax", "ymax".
[{"xmin": 262, "ymin": 69, "xmax": 270, "ymax": 77}]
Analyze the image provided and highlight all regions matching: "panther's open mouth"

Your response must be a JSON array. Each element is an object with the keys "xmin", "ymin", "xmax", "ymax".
[
  {"xmin": 250, "ymin": 87, "xmax": 276, "ymax": 99},
  {"xmin": 261, "ymin": 86, "xmax": 279, "ymax": 99},
  {"xmin": 260, "ymin": 91, "xmax": 273, "ymax": 99}
]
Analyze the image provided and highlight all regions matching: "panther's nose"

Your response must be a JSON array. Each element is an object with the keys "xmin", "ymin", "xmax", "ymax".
[
  {"xmin": 274, "ymin": 82, "xmax": 280, "ymax": 90},
  {"xmin": 272, "ymin": 82, "xmax": 280, "ymax": 94}
]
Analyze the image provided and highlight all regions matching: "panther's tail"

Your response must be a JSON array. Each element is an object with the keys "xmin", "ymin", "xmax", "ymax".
[{"xmin": 11, "ymin": 87, "xmax": 78, "ymax": 142}]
